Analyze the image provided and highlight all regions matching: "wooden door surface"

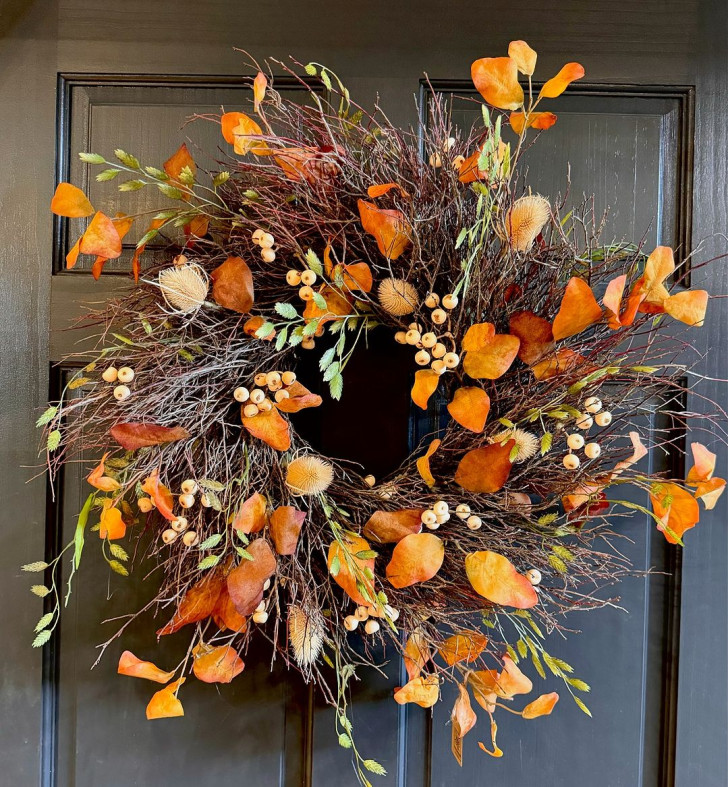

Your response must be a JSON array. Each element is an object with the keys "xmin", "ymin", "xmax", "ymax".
[{"xmin": 2, "ymin": 1, "xmax": 727, "ymax": 785}]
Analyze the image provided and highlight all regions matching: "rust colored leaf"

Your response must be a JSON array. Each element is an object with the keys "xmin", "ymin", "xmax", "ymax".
[
  {"xmin": 386, "ymin": 532, "xmax": 444, "ymax": 589},
  {"xmin": 118, "ymin": 650, "xmax": 174, "ymax": 683},
  {"xmin": 531, "ymin": 348, "xmax": 586, "ymax": 380},
  {"xmin": 274, "ymin": 381, "xmax": 323, "ymax": 413},
  {"xmin": 539, "ymin": 62, "xmax": 585, "ymax": 98},
  {"xmin": 333, "ymin": 262, "xmax": 373, "ymax": 293},
  {"xmin": 509, "ymin": 111, "xmax": 557, "ymax": 134},
  {"xmin": 447, "ymin": 387, "xmax": 491, "ymax": 432},
  {"xmin": 362, "ymin": 509, "xmax": 423, "ymax": 544},
  {"xmin": 99, "ymin": 502, "xmax": 126, "ymax": 540},
  {"xmin": 146, "ymin": 677, "xmax": 185, "ymax": 720},
  {"xmin": 302, "ymin": 285, "xmax": 352, "ymax": 330},
  {"xmin": 357, "ymin": 199, "xmax": 411, "ymax": 259},
  {"xmin": 471, "ymin": 56, "xmax": 524, "ymax": 110},
  {"xmin": 192, "ymin": 643, "xmax": 245, "ymax": 684},
  {"xmin": 227, "ymin": 538, "xmax": 277, "ymax": 615},
  {"xmin": 141, "ymin": 469, "xmax": 175, "ymax": 522},
  {"xmin": 416, "ymin": 438, "xmax": 441, "ymax": 487},
  {"xmin": 522, "ymin": 692, "xmax": 559, "ymax": 719},
  {"xmin": 411, "ymin": 369, "xmax": 440, "ymax": 410},
  {"xmin": 455, "ymin": 441, "xmax": 514, "ymax": 493},
  {"xmin": 157, "ymin": 570, "xmax": 225, "ymax": 636},
  {"xmin": 650, "ymin": 482, "xmax": 700, "ymax": 544},
  {"xmin": 508, "ymin": 40, "xmax": 537, "ymax": 76},
  {"xmin": 394, "ymin": 675, "xmax": 440, "ymax": 708},
  {"xmin": 231, "ymin": 492, "xmax": 268, "ymax": 534},
  {"xmin": 327, "ymin": 534, "xmax": 375, "ymax": 605},
  {"xmin": 366, "ymin": 182, "xmax": 409, "ymax": 199},
  {"xmin": 110, "ymin": 422, "xmax": 190, "ymax": 451},
  {"xmin": 210, "ymin": 255, "xmax": 254, "ymax": 313},
  {"xmin": 462, "ymin": 322, "xmax": 520, "ymax": 379},
  {"xmin": 270, "ymin": 505, "xmax": 306, "ymax": 555},
  {"xmin": 253, "ymin": 71, "xmax": 267, "ymax": 113},
  {"xmin": 509, "ymin": 310, "xmax": 554, "ymax": 365},
  {"xmin": 243, "ymin": 315, "xmax": 275, "ymax": 341},
  {"xmin": 438, "ymin": 633, "xmax": 489, "ymax": 666},
  {"xmin": 79, "ymin": 211, "xmax": 122, "ymax": 259},
  {"xmin": 51, "ymin": 182, "xmax": 94, "ymax": 217},
  {"xmin": 212, "ymin": 587, "xmax": 248, "ymax": 633},
  {"xmin": 452, "ymin": 683, "xmax": 478, "ymax": 739},
  {"xmin": 552, "ymin": 277, "xmax": 603, "ymax": 340},
  {"xmin": 242, "ymin": 406, "xmax": 291, "ymax": 451},
  {"xmin": 164, "ymin": 143, "xmax": 196, "ymax": 182},
  {"xmin": 87, "ymin": 452, "xmax": 120, "ymax": 492},
  {"xmin": 465, "ymin": 551, "xmax": 538, "ymax": 609},
  {"xmin": 404, "ymin": 629, "xmax": 431, "ymax": 680}
]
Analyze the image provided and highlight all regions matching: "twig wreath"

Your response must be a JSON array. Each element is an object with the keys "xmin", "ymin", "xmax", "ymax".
[{"xmin": 27, "ymin": 40, "xmax": 725, "ymax": 781}]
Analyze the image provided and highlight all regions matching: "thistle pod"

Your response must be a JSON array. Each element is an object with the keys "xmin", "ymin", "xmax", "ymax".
[
  {"xmin": 378, "ymin": 278, "xmax": 419, "ymax": 316},
  {"xmin": 288, "ymin": 604, "xmax": 324, "ymax": 668},
  {"xmin": 503, "ymin": 194, "xmax": 551, "ymax": 252},
  {"xmin": 286, "ymin": 455, "xmax": 334, "ymax": 495},
  {"xmin": 158, "ymin": 263, "xmax": 209, "ymax": 313}
]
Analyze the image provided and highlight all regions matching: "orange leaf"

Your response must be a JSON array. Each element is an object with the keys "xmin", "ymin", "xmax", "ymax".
[
  {"xmin": 457, "ymin": 140, "xmax": 509, "ymax": 184},
  {"xmin": 253, "ymin": 71, "xmax": 267, "ymax": 113},
  {"xmin": 508, "ymin": 40, "xmax": 537, "ymax": 76},
  {"xmin": 221, "ymin": 111, "xmax": 268, "ymax": 155},
  {"xmin": 650, "ymin": 482, "xmax": 700, "ymax": 544},
  {"xmin": 362, "ymin": 509, "xmax": 423, "ymax": 544},
  {"xmin": 393, "ymin": 675, "xmax": 440, "ymax": 708},
  {"xmin": 686, "ymin": 442, "xmax": 717, "ymax": 484},
  {"xmin": 367, "ymin": 182, "xmax": 409, "ymax": 199},
  {"xmin": 602, "ymin": 274, "xmax": 642, "ymax": 329},
  {"xmin": 226, "ymin": 538, "xmax": 277, "ymax": 615},
  {"xmin": 50, "ymin": 182, "xmax": 94, "ymax": 217},
  {"xmin": 404, "ymin": 629, "xmax": 431, "ymax": 680},
  {"xmin": 192, "ymin": 643, "xmax": 245, "ymax": 684},
  {"xmin": 455, "ymin": 441, "xmax": 514, "ymax": 493},
  {"xmin": 357, "ymin": 199, "xmax": 411, "ymax": 259},
  {"xmin": 146, "ymin": 677, "xmax": 185, "ymax": 720},
  {"xmin": 244, "ymin": 315, "xmax": 275, "ymax": 341},
  {"xmin": 110, "ymin": 422, "xmax": 190, "ymax": 451},
  {"xmin": 386, "ymin": 532, "xmax": 444, "ymax": 589},
  {"xmin": 118, "ymin": 650, "xmax": 174, "ymax": 683},
  {"xmin": 694, "ymin": 478, "xmax": 726, "ymax": 510},
  {"xmin": 99, "ymin": 501, "xmax": 126, "ymax": 540},
  {"xmin": 531, "ymin": 347, "xmax": 586, "ymax": 380},
  {"xmin": 241, "ymin": 406, "xmax": 291, "ymax": 451},
  {"xmin": 87, "ymin": 452, "xmax": 120, "ymax": 491},
  {"xmin": 232, "ymin": 492, "xmax": 268, "ymax": 534},
  {"xmin": 495, "ymin": 655, "xmax": 533, "ymax": 696},
  {"xmin": 462, "ymin": 323, "xmax": 520, "ymax": 380},
  {"xmin": 302, "ymin": 284, "xmax": 352, "ymax": 329},
  {"xmin": 509, "ymin": 311, "xmax": 554, "ymax": 365},
  {"xmin": 411, "ymin": 369, "xmax": 440, "ymax": 410},
  {"xmin": 471, "ymin": 57, "xmax": 524, "ymax": 110},
  {"xmin": 212, "ymin": 587, "xmax": 248, "ymax": 632},
  {"xmin": 465, "ymin": 551, "xmax": 538, "ymax": 608},
  {"xmin": 509, "ymin": 111, "xmax": 557, "ymax": 134},
  {"xmin": 210, "ymin": 255, "xmax": 254, "ymax": 313},
  {"xmin": 327, "ymin": 534, "xmax": 375, "ymax": 605},
  {"xmin": 452, "ymin": 683, "xmax": 478, "ymax": 739},
  {"xmin": 79, "ymin": 212, "xmax": 122, "ymax": 259},
  {"xmin": 416, "ymin": 438, "xmax": 441, "ymax": 487},
  {"xmin": 269, "ymin": 505, "xmax": 306, "ymax": 555},
  {"xmin": 163, "ymin": 143, "xmax": 196, "ymax": 182},
  {"xmin": 91, "ymin": 213, "xmax": 134, "ymax": 279},
  {"xmin": 663, "ymin": 289, "xmax": 709, "ymax": 327},
  {"xmin": 522, "ymin": 692, "xmax": 559, "ymax": 719},
  {"xmin": 274, "ymin": 381, "xmax": 323, "ymax": 413},
  {"xmin": 141, "ymin": 469, "xmax": 175, "ymax": 521},
  {"xmin": 439, "ymin": 633, "xmax": 489, "ymax": 666},
  {"xmin": 447, "ymin": 387, "xmax": 490, "ymax": 432},
  {"xmin": 157, "ymin": 570, "xmax": 225, "ymax": 636},
  {"xmin": 333, "ymin": 262, "xmax": 373, "ymax": 293},
  {"xmin": 539, "ymin": 62, "xmax": 585, "ymax": 99},
  {"xmin": 66, "ymin": 238, "xmax": 81, "ymax": 270},
  {"xmin": 552, "ymin": 277, "xmax": 602, "ymax": 340},
  {"xmin": 469, "ymin": 670, "xmax": 500, "ymax": 712},
  {"xmin": 131, "ymin": 217, "xmax": 165, "ymax": 282},
  {"xmin": 274, "ymin": 146, "xmax": 321, "ymax": 183}
]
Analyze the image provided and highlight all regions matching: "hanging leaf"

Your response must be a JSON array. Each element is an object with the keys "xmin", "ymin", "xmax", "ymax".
[
  {"xmin": 269, "ymin": 505, "xmax": 306, "ymax": 555},
  {"xmin": 416, "ymin": 438, "xmax": 441, "ymax": 487},
  {"xmin": 157, "ymin": 570, "xmax": 226, "ymax": 636},
  {"xmin": 522, "ymin": 692, "xmax": 559, "ymax": 719},
  {"xmin": 411, "ymin": 369, "xmax": 440, "ymax": 410},
  {"xmin": 141, "ymin": 469, "xmax": 175, "ymax": 521},
  {"xmin": 465, "ymin": 551, "xmax": 538, "ymax": 608},
  {"xmin": 146, "ymin": 678, "xmax": 186, "ymax": 720},
  {"xmin": 508, "ymin": 310, "xmax": 555, "ymax": 365},
  {"xmin": 86, "ymin": 452, "xmax": 121, "ymax": 492},
  {"xmin": 357, "ymin": 199, "xmax": 411, "ymax": 259},
  {"xmin": 362, "ymin": 509, "xmax": 423, "ymax": 544},
  {"xmin": 461, "ymin": 323, "xmax": 520, "ymax": 380},
  {"xmin": 226, "ymin": 538, "xmax": 277, "ymax": 615},
  {"xmin": 393, "ymin": 675, "xmax": 440, "ymax": 708},
  {"xmin": 454, "ymin": 440, "xmax": 514, "ymax": 493},
  {"xmin": 232, "ymin": 492, "xmax": 268, "ymax": 534},
  {"xmin": 438, "ymin": 633, "xmax": 489, "ymax": 666},
  {"xmin": 539, "ymin": 62, "xmax": 585, "ymax": 98},
  {"xmin": 118, "ymin": 651, "xmax": 175, "ymax": 683},
  {"xmin": 385, "ymin": 533, "xmax": 444, "ymax": 589},
  {"xmin": 552, "ymin": 277, "xmax": 603, "ymax": 340},
  {"xmin": 210, "ymin": 256, "xmax": 255, "ymax": 313},
  {"xmin": 447, "ymin": 387, "xmax": 491, "ymax": 432},
  {"xmin": 192, "ymin": 642, "xmax": 245, "ymax": 684},
  {"xmin": 241, "ymin": 407, "xmax": 291, "ymax": 451},
  {"xmin": 50, "ymin": 182, "xmax": 94, "ymax": 217},
  {"xmin": 471, "ymin": 56, "xmax": 524, "ymax": 110}
]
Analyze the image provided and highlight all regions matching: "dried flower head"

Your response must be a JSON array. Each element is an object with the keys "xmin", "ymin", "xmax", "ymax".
[
  {"xmin": 158, "ymin": 263, "xmax": 209, "ymax": 313},
  {"xmin": 285, "ymin": 455, "xmax": 334, "ymax": 495},
  {"xmin": 288, "ymin": 603, "xmax": 324, "ymax": 668},
  {"xmin": 377, "ymin": 277, "xmax": 419, "ymax": 316},
  {"xmin": 490, "ymin": 428, "xmax": 540, "ymax": 463},
  {"xmin": 504, "ymin": 195, "xmax": 551, "ymax": 251}
]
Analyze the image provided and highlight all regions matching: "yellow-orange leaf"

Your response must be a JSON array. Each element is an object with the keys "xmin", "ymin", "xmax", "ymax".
[
  {"xmin": 242, "ymin": 406, "xmax": 291, "ymax": 451},
  {"xmin": 522, "ymin": 692, "xmax": 559, "ymax": 719},
  {"xmin": 454, "ymin": 441, "xmax": 514, "ymax": 493},
  {"xmin": 447, "ymin": 387, "xmax": 490, "ymax": 432},
  {"xmin": 507, "ymin": 40, "xmax": 537, "ymax": 76},
  {"xmin": 552, "ymin": 277, "xmax": 602, "ymax": 340},
  {"xmin": 539, "ymin": 62, "xmax": 585, "ymax": 98},
  {"xmin": 462, "ymin": 323, "xmax": 520, "ymax": 380},
  {"xmin": 146, "ymin": 677, "xmax": 185, "ymax": 720},
  {"xmin": 663, "ymin": 289, "xmax": 709, "ymax": 327},
  {"xmin": 51, "ymin": 182, "xmax": 94, "ymax": 218},
  {"xmin": 362, "ymin": 509, "xmax": 423, "ymax": 544},
  {"xmin": 79, "ymin": 212, "xmax": 122, "ymax": 259},
  {"xmin": 650, "ymin": 482, "xmax": 700, "ymax": 544},
  {"xmin": 471, "ymin": 57, "xmax": 524, "ymax": 110},
  {"xmin": 439, "ymin": 633, "xmax": 488, "ymax": 666},
  {"xmin": 411, "ymin": 369, "xmax": 440, "ymax": 410},
  {"xmin": 118, "ymin": 651, "xmax": 174, "ymax": 683},
  {"xmin": 465, "ymin": 551, "xmax": 538, "ymax": 608},
  {"xmin": 274, "ymin": 381, "xmax": 323, "ymax": 413},
  {"xmin": 141, "ymin": 468, "xmax": 175, "ymax": 521},
  {"xmin": 357, "ymin": 199, "xmax": 411, "ymax": 259},
  {"xmin": 163, "ymin": 143, "xmax": 196, "ymax": 182},
  {"xmin": 416, "ymin": 438, "xmax": 441, "ymax": 487},
  {"xmin": 386, "ymin": 532, "xmax": 444, "ymax": 589},
  {"xmin": 509, "ymin": 111, "xmax": 557, "ymax": 134},
  {"xmin": 367, "ymin": 182, "xmax": 409, "ymax": 199},
  {"xmin": 328, "ymin": 534, "xmax": 375, "ymax": 605},
  {"xmin": 221, "ymin": 111, "xmax": 268, "ymax": 155},
  {"xmin": 192, "ymin": 643, "xmax": 245, "ymax": 684},
  {"xmin": 91, "ymin": 213, "xmax": 134, "ymax": 279},
  {"xmin": 253, "ymin": 71, "xmax": 267, "ymax": 113},
  {"xmin": 157, "ymin": 570, "xmax": 225, "ymax": 636},
  {"xmin": 404, "ymin": 629, "xmax": 431, "ymax": 680},
  {"xmin": 452, "ymin": 683, "xmax": 478, "ymax": 740},
  {"xmin": 232, "ymin": 492, "xmax": 268, "ymax": 534},
  {"xmin": 531, "ymin": 348, "xmax": 586, "ymax": 380},
  {"xmin": 99, "ymin": 501, "xmax": 126, "ymax": 540},
  {"xmin": 393, "ymin": 675, "xmax": 440, "ymax": 708},
  {"xmin": 333, "ymin": 262, "xmax": 373, "ymax": 293},
  {"xmin": 87, "ymin": 452, "xmax": 120, "ymax": 492}
]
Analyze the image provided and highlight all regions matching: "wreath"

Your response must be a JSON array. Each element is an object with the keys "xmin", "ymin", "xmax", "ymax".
[{"xmin": 28, "ymin": 40, "xmax": 724, "ymax": 781}]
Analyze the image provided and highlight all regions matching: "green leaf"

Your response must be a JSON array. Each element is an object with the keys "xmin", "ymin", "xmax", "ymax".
[
  {"xmin": 255, "ymin": 321, "xmax": 276, "ymax": 339},
  {"xmin": 337, "ymin": 733, "xmax": 352, "ymax": 749},
  {"xmin": 354, "ymin": 550, "xmax": 378, "ymax": 560},
  {"xmin": 79, "ymin": 152, "xmax": 105, "ymax": 164},
  {"xmin": 30, "ymin": 585, "xmax": 51, "ymax": 597},
  {"xmin": 109, "ymin": 544, "xmax": 129, "ymax": 562},
  {"xmin": 235, "ymin": 546, "xmax": 253, "ymax": 560},
  {"xmin": 35, "ymin": 612, "xmax": 54, "ymax": 632},
  {"xmin": 304, "ymin": 249, "xmax": 323, "ymax": 275},
  {"xmin": 362, "ymin": 760, "xmax": 387, "ymax": 776},
  {"xmin": 319, "ymin": 347, "xmax": 336, "ymax": 371},
  {"xmin": 204, "ymin": 490, "xmax": 222, "ymax": 511},
  {"xmin": 119, "ymin": 179, "xmax": 145, "ymax": 192},
  {"xmin": 304, "ymin": 63, "xmax": 318, "ymax": 76},
  {"xmin": 178, "ymin": 165, "xmax": 195, "ymax": 185},
  {"xmin": 552, "ymin": 545, "xmax": 574, "ymax": 562},
  {"xmin": 573, "ymin": 696, "xmax": 592, "ymax": 717},
  {"xmin": 630, "ymin": 365, "xmax": 658, "ymax": 373},
  {"xmin": 136, "ymin": 229, "xmax": 159, "ymax": 248},
  {"xmin": 36, "ymin": 406, "xmax": 58, "ymax": 428},
  {"xmin": 338, "ymin": 713, "xmax": 353, "ymax": 734},
  {"xmin": 320, "ymin": 69, "xmax": 332, "ymax": 91},
  {"xmin": 275, "ymin": 302, "xmax": 299, "ymax": 319},
  {"xmin": 198, "ymin": 554, "xmax": 221, "ymax": 571},
  {"xmin": 302, "ymin": 319, "xmax": 319, "ymax": 337},
  {"xmin": 235, "ymin": 529, "xmax": 249, "ymax": 545},
  {"xmin": 32, "ymin": 630, "xmax": 52, "ymax": 648},
  {"xmin": 506, "ymin": 644, "xmax": 519, "ymax": 663},
  {"xmin": 540, "ymin": 432, "xmax": 553, "ymax": 455},
  {"xmin": 322, "ymin": 362, "xmax": 340, "ymax": 383},
  {"xmin": 275, "ymin": 327, "xmax": 289, "ymax": 351},
  {"xmin": 96, "ymin": 168, "xmax": 121, "ymax": 182},
  {"xmin": 108, "ymin": 559, "xmax": 128, "ymax": 576},
  {"xmin": 213, "ymin": 171, "xmax": 230, "ymax": 187},
  {"xmin": 154, "ymin": 210, "xmax": 178, "ymax": 220},
  {"xmin": 329, "ymin": 373, "xmax": 344, "ymax": 401},
  {"xmin": 537, "ymin": 513, "xmax": 558, "ymax": 525},
  {"xmin": 498, "ymin": 418, "xmax": 515, "ymax": 428},
  {"xmin": 47, "ymin": 430, "xmax": 62, "ymax": 452},
  {"xmin": 566, "ymin": 677, "xmax": 590, "ymax": 692},
  {"xmin": 312, "ymin": 291, "xmax": 327, "ymax": 310},
  {"xmin": 289, "ymin": 326, "xmax": 304, "ymax": 346},
  {"xmin": 516, "ymin": 639, "xmax": 528, "ymax": 658},
  {"xmin": 329, "ymin": 555, "xmax": 341, "ymax": 576},
  {"xmin": 144, "ymin": 166, "xmax": 168, "ymax": 180},
  {"xmin": 198, "ymin": 533, "xmax": 223, "ymax": 550},
  {"xmin": 455, "ymin": 227, "xmax": 468, "ymax": 249},
  {"xmin": 157, "ymin": 183, "xmax": 184, "ymax": 200},
  {"xmin": 531, "ymin": 651, "xmax": 546, "ymax": 679},
  {"xmin": 199, "ymin": 479, "xmax": 225, "ymax": 491},
  {"xmin": 548, "ymin": 554, "xmax": 568, "ymax": 574},
  {"xmin": 22, "ymin": 561, "xmax": 49, "ymax": 572},
  {"xmin": 114, "ymin": 149, "xmax": 140, "ymax": 168},
  {"xmin": 509, "ymin": 443, "xmax": 520, "ymax": 462}
]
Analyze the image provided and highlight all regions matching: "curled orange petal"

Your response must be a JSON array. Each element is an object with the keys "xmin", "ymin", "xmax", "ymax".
[
  {"xmin": 416, "ymin": 438, "xmax": 441, "ymax": 487},
  {"xmin": 650, "ymin": 481, "xmax": 700, "ymax": 544},
  {"xmin": 447, "ymin": 387, "xmax": 491, "ymax": 432},
  {"xmin": 393, "ymin": 675, "xmax": 440, "ymax": 708},
  {"xmin": 192, "ymin": 643, "xmax": 245, "ymax": 684},
  {"xmin": 99, "ymin": 501, "xmax": 126, "ymax": 540},
  {"xmin": 522, "ymin": 691, "xmax": 560, "ymax": 719},
  {"xmin": 79, "ymin": 212, "xmax": 122, "ymax": 259},
  {"xmin": 87, "ymin": 452, "xmax": 120, "ymax": 492},
  {"xmin": 411, "ymin": 369, "xmax": 440, "ymax": 410}
]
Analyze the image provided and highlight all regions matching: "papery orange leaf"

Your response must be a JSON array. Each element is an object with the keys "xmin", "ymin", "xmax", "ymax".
[
  {"xmin": 393, "ymin": 675, "xmax": 440, "ymax": 708},
  {"xmin": 270, "ymin": 505, "xmax": 306, "ymax": 555},
  {"xmin": 411, "ymin": 369, "xmax": 440, "ymax": 410},
  {"xmin": 508, "ymin": 40, "xmax": 537, "ymax": 76},
  {"xmin": 539, "ymin": 62, "xmax": 585, "ymax": 98},
  {"xmin": 439, "ymin": 633, "xmax": 489, "ymax": 666},
  {"xmin": 496, "ymin": 655, "xmax": 533, "ymax": 696},
  {"xmin": 210, "ymin": 255, "xmax": 254, "ymax": 313},
  {"xmin": 232, "ymin": 492, "xmax": 268, "ymax": 534},
  {"xmin": 509, "ymin": 111, "xmax": 558, "ymax": 134},
  {"xmin": 212, "ymin": 587, "xmax": 248, "ymax": 633},
  {"xmin": 452, "ymin": 682, "xmax": 478, "ymax": 742},
  {"xmin": 686, "ymin": 442, "xmax": 716, "ymax": 485},
  {"xmin": 462, "ymin": 323, "xmax": 520, "ymax": 380},
  {"xmin": 404, "ymin": 629, "xmax": 431, "ymax": 680},
  {"xmin": 99, "ymin": 501, "xmax": 126, "ymax": 540},
  {"xmin": 79, "ymin": 212, "xmax": 122, "ymax": 259},
  {"xmin": 302, "ymin": 285, "xmax": 352, "ymax": 330},
  {"xmin": 146, "ymin": 677, "xmax": 185, "ymax": 720},
  {"xmin": 471, "ymin": 57, "xmax": 524, "ymax": 110},
  {"xmin": 244, "ymin": 315, "xmax": 275, "ymax": 341},
  {"xmin": 386, "ymin": 532, "xmax": 444, "ymax": 589},
  {"xmin": 221, "ymin": 111, "xmax": 268, "ymax": 155},
  {"xmin": 110, "ymin": 422, "xmax": 190, "ymax": 451},
  {"xmin": 447, "ymin": 387, "xmax": 491, "ymax": 432},
  {"xmin": 367, "ymin": 182, "xmax": 409, "ymax": 199},
  {"xmin": 192, "ymin": 643, "xmax": 245, "ymax": 684},
  {"xmin": 522, "ymin": 692, "xmax": 559, "ymax": 719},
  {"xmin": 611, "ymin": 430, "xmax": 649, "ymax": 478},
  {"xmin": 274, "ymin": 146, "xmax": 328, "ymax": 183},
  {"xmin": 118, "ymin": 651, "xmax": 175, "ymax": 683},
  {"xmin": 416, "ymin": 438, "xmax": 441, "ymax": 487},
  {"xmin": 362, "ymin": 508, "xmax": 423, "ymax": 544},
  {"xmin": 253, "ymin": 71, "xmax": 267, "ymax": 113},
  {"xmin": 694, "ymin": 478, "xmax": 726, "ymax": 510},
  {"xmin": 274, "ymin": 381, "xmax": 323, "ymax": 413},
  {"xmin": 227, "ymin": 538, "xmax": 277, "ymax": 615},
  {"xmin": 509, "ymin": 310, "xmax": 555, "ymax": 365},
  {"xmin": 51, "ymin": 182, "xmax": 94, "ymax": 217},
  {"xmin": 66, "ymin": 238, "xmax": 81, "ymax": 270},
  {"xmin": 164, "ymin": 143, "xmax": 196, "ymax": 182},
  {"xmin": 184, "ymin": 213, "xmax": 209, "ymax": 240},
  {"xmin": 469, "ymin": 670, "xmax": 499, "ymax": 712},
  {"xmin": 327, "ymin": 534, "xmax": 375, "ymax": 605},
  {"xmin": 650, "ymin": 482, "xmax": 700, "ymax": 544},
  {"xmin": 357, "ymin": 199, "xmax": 411, "ymax": 259},
  {"xmin": 455, "ymin": 441, "xmax": 514, "ymax": 493},
  {"xmin": 602, "ymin": 274, "xmax": 642, "ymax": 329},
  {"xmin": 552, "ymin": 277, "xmax": 602, "ymax": 340},
  {"xmin": 663, "ymin": 289, "xmax": 709, "ymax": 327},
  {"xmin": 158, "ymin": 570, "xmax": 225, "ymax": 636},
  {"xmin": 87, "ymin": 452, "xmax": 120, "ymax": 491},
  {"xmin": 531, "ymin": 348, "xmax": 586, "ymax": 380},
  {"xmin": 91, "ymin": 213, "xmax": 134, "ymax": 279},
  {"xmin": 141, "ymin": 468, "xmax": 175, "ymax": 522},
  {"xmin": 333, "ymin": 262, "xmax": 373, "ymax": 293},
  {"xmin": 241, "ymin": 406, "xmax": 291, "ymax": 451},
  {"xmin": 465, "ymin": 550, "xmax": 538, "ymax": 608},
  {"xmin": 131, "ymin": 217, "xmax": 165, "ymax": 282}
]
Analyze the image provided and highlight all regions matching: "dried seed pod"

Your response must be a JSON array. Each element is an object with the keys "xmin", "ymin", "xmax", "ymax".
[
  {"xmin": 576, "ymin": 413, "xmax": 594, "ymax": 430},
  {"xmin": 113, "ymin": 385, "xmax": 131, "ymax": 401},
  {"xmin": 179, "ymin": 493, "xmax": 195, "ymax": 508},
  {"xmin": 431, "ymin": 308, "xmax": 447, "ymax": 325},
  {"xmin": 595, "ymin": 411, "xmax": 612, "ymax": 427},
  {"xmin": 243, "ymin": 403, "xmax": 259, "ymax": 418},
  {"xmin": 180, "ymin": 479, "xmax": 198, "ymax": 495},
  {"xmin": 234, "ymin": 386, "xmax": 250, "ymax": 403},
  {"xmin": 490, "ymin": 428, "xmax": 539, "ymax": 463},
  {"xmin": 260, "ymin": 248, "xmax": 276, "ymax": 263},
  {"xmin": 415, "ymin": 349, "xmax": 431, "ymax": 366},
  {"xmin": 526, "ymin": 568, "xmax": 542, "ymax": 585},
  {"xmin": 421, "ymin": 332, "xmax": 437, "ymax": 348},
  {"xmin": 158, "ymin": 263, "xmax": 209, "ymax": 313},
  {"xmin": 286, "ymin": 455, "xmax": 334, "ymax": 495},
  {"xmin": 584, "ymin": 396, "xmax": 603, "ymax": 413},
  {"xmin": 182, "ymin": 530, "xmax": 199, "ymax": 547},
  {"xmin": 344, "ymin": 615, "xmax": 359, "ymax": 632},
  {"xmin": 563, "ymin": 453, "xmax": 581, "ymax": 470},
  {"xmin": 431, "ymin": 359, "xmax": 447, "ymax": 374},
  {"xmin": 424, "ymin": 292, "xmax": 440, "ymax": 308},
  {"xmin": 455, "ymin": 504, "xmax": 470, "ymax": 520},
  {"xmin": 405, "ymin": 329, "xmax": 421, "ymax": 345},
  {"xmin": 566, "ymin": 433, "xmax": 584, "ymax": 450},
  {"xmin": 171, "ymin": 517, "xmax": 189, "ymax": 533},
  {"xmin": 286, "ymin": 269, "xmax": 302, "ymax": 286},
  {"xmin": 466, "ymin": 515, "xmax": 482, "ymax": 530},
  {"xmin": 281, "ymin": 371, "xmax": 296, "ymax": 385},
  {"xmin": 252, "ymin": 610, "xmax": 269, "ymax": 624},
  {"xmin": 363, "ymin": 474, "xmax": 376, "ymax": 487},
  {"xmin": 354, "ymin": 606, "xmax": 369, "ymax": 621},
  {"xmin": 503, "ymin": 194, "xmax": 551, "ymax": 251},
  {"xmin": 584, "ymin": 442, "xmax": 601, "ymax": 459},
  {"xmin": 443, "ymin": 352, "xmax": 460, "ymax": 369},
  {"xmin": 301, "ymin": 269, "xmax": 317, "ymax": 286},
  {"xmin": 288, "ymin": 604, "xmax": 324, "ymax": 668},
  {"xmin": 378, "ymin": 278, "xmax": 419, "ymax": 316},
  {"xmin": 101, "ymin": 366, "xmax": 118, "ymax": 383},
  {"xmin": 274, "ymin": 389, "xmax": 290, "ymax": 403},
  {"xmin": 162, "ymin": 529, "xmax": 178, "ymax": 544},
  {"xmin": 259, "ymin": 232, "xmax": 275, "ymax": 249},
  {"xmin": 299, "ymin": 285, "xmax": 314, "ymax": 301},
  {"xmin": 364, "ymin": 619, "xmax": 380, "ymax": 635},
  {"xmin": 442, "ymin": 293, "xmax": 458, "ymax": 309},
  {"xmin": 394, "ymin": 331, "xmax": 407, "ymax": 345}
]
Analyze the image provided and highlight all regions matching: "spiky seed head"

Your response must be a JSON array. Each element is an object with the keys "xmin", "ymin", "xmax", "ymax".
[
  {"xmin": 504, "ymin": 195, "xmax": 551, "ymax": 251},
  {"xmin": 490, "ymin": 428, "xmax": 540, "ymax": 463},
  {"xmin": 377, "ymin": 277, "xmax": 419, "ymax": 316},
  {"xmin": 285, "ymin": 455, "xmax": 334, "ymax": 495},
  {"xmin": 158, "ymin": 263, "xmax": 209, "ymax": 313},
  {"xmin": 288, "ymin": 604, "xmax": 324, "ymax": 668}
]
